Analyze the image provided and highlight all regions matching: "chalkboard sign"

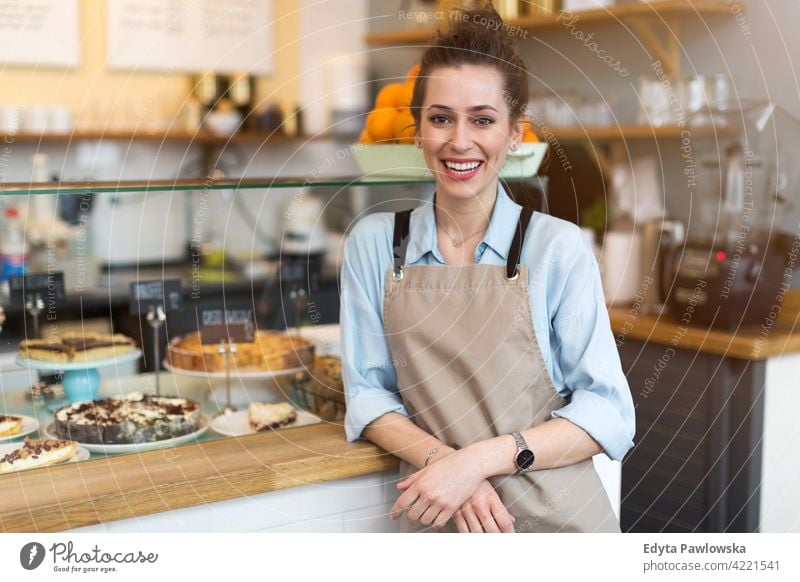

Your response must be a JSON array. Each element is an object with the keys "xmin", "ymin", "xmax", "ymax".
[
  {"xmin": 9, "ymin": 273, "xmax": 66, "ymax": 310},
  {"xmin": 129, "ymin": 279, "xmax": 182, "ymax": 315},
  {"xmin": 199, "ymin": 308, "xmax": 255, "ymax": 345}
]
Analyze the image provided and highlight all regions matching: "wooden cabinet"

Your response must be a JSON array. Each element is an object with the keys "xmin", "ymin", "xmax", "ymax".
[{"xmin": 618, "ymin": 337, "xmax": 764, "ymax": 532}]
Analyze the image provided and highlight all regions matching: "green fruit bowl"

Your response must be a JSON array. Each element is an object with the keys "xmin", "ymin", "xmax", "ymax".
[{"xmin": 352, "ymin": 142, "xmax": 548, "ymax": 179}]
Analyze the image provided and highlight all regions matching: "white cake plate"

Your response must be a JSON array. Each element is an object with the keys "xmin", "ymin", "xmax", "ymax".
[{"xmin": 163, "ymin": 360, "xmax": 308, "ymax": 407}]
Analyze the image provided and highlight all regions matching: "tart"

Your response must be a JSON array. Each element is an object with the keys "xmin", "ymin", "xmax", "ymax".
[
  {"xmin": 0, "ymin": 414, "xmax": 23, "ymax": 437},
  {"xmin": 248, "ymin": 402, "xmax": 297, "ymax": 432},
  {"xmin": 53, "ymin": 392, "xmax": 201, "ymax": 445},
  {"xmin": 167, "ymin": 331, "xmax": 314, "ymax": 373},
  {"xmin": 0, "ymin": 438, "xmax": 78, "ymax": 473},
  {"xmin": 19, "ymin": 332, "xmax": 136, "ymax": 363}
]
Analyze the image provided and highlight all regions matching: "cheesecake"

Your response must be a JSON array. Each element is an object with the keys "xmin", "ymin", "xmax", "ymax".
[{"xmin": 248, "ymin": 402, "xmax": 298, "ymax": 432}]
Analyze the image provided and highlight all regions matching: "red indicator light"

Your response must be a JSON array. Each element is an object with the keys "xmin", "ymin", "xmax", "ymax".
[{"xmin": 716, "ymin": 250, "xmax": 726, "ymax": 262}]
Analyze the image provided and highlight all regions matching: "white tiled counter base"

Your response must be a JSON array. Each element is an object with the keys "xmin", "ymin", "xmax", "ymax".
[{"xmin": 70, "ymin": 469, "xmax": 402, "ymax": 533}]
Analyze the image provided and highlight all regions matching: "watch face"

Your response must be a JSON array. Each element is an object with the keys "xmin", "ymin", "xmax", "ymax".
[{"xmin": 516, "ymin": 449, "xmax": 535, "ymax": 470}]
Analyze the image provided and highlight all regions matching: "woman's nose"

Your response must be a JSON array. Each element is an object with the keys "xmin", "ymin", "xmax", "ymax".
[{"xmin": 448, "ymin": 120, "xmax": 473, "ymax": 151}]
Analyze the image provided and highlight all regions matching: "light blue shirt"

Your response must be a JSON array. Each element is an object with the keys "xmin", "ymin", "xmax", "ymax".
[{"xmin": 339, "ymin": 184, "xmax": 635, "ymax": 461}]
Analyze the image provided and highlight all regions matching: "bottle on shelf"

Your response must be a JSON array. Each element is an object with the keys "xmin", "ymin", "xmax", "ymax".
[
  {"xmin": 228, "ymin": 72, "xmax": 255, "ymax": 128},
  {"xmin": 1, "ymin": 206, "xmax": 30, "ymax": 284}
]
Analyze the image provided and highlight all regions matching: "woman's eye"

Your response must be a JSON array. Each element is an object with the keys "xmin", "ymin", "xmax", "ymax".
[
  {"xmin": 429, "ymin": 115, "xmax": 450, "ymax": 125},
  {"xmin": 473, "ymin": 116, "xmax": 495, "ymax": 126}
]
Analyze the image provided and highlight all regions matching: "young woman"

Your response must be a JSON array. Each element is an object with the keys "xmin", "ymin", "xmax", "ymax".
[{"xmin": 340, "ymin": 5, "xmax": 635, "ymax": 533}]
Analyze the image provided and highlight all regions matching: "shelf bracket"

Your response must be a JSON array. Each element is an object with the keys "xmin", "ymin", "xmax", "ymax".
[{"xmin": 628, "ymin": 17, "xmax": 682, "ymax": 79}]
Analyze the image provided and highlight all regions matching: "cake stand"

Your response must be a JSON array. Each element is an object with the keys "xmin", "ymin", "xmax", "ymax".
[
  {"xmin": 163, "ymin": 360, "xmax": 307, "ymax": 408},
  {"xmin": 16, "ymin": 350, "xmax": 143, "ymax": 403}
]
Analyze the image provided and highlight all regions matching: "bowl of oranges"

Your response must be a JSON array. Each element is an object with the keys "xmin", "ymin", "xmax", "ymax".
[{"xmin": 354, "ymin": 64, "xmax": 548, "ymax": 179}]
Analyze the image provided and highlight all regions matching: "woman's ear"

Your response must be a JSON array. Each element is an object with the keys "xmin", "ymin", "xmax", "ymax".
[{"xmin": 510, "ymin": 117, "xmax": 525, "ymax": 150}]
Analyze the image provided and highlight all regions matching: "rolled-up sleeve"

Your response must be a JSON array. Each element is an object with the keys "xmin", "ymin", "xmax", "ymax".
[
  {"xmin": 340, "ymin": 218, "xmax": 409, "ymax": 442},
  {"xmin": 549, "ymin": 235, "xmax": 635, "ymax": 461}
]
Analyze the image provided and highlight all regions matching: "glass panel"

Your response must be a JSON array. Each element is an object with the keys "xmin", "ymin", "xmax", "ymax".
[{"xmin": 0, "ymin": 175, "xmax": 536, "ymax": 196}]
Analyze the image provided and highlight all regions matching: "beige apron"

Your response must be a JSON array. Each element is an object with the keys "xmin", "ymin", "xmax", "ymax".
[{"xmin": 383, "ymin": 207, "xmax": 619, "ymax": 533}]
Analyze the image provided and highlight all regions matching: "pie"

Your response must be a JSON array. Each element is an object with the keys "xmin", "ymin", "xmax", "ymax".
[
  {"xmin": 19, "ymin": 332, "xmax": 136, "ymax": 363},
  {"xmin": 167, "ymin": 331, "xmax": 314, "ymax": 373},
  {"xmin": 0, "ymin": 414, "xmax": 23, "ymax": 437},
  {"xmin": 248, "ymin": 402, "xmax": 297, "ymax": 432},
  {"xmin": 53, "ymin": 392, "xmax": 202, "ymax": 445},
  {"xmin": 0, "ymin": 439, "xmax": 79, "ymax": 473}
]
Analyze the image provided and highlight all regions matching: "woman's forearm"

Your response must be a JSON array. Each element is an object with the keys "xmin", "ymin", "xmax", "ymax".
[
  {"xmin": 363, "ymin": 412, "xmax": 456, "ymax": 470},
  {"xmin": 467, "ymin": 418, "xmax": 603, "ymax": 478}
]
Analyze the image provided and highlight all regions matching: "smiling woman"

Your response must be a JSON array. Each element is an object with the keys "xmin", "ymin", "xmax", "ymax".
[{"xmin": 340, "ymin": 2, "xmax": 635, "ymax": 534}]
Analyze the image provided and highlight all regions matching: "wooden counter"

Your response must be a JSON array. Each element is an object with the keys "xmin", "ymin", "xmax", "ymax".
[
  {"xmin": 608, "ymin": 304, "xmax": 800, "ymax": 361},
  {"xmin": 0, "ymin": 423, "xmax": 398, "ymax": 533}
]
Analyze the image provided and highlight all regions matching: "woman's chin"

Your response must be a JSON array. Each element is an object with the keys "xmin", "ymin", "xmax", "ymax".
[{"xmin": 433, "ymin": 177, "xmax": 495, "ymax": 200}]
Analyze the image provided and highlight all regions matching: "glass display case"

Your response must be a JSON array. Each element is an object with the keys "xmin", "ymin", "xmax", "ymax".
[{"xmin": 0, "ymin": 172, "xmax": 548, "ymax": 474}]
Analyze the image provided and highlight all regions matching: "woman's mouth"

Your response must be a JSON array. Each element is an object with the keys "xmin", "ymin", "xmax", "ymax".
[{"xmin": 440, "ymin": 158, "xmax": 483, "ymax": 181}]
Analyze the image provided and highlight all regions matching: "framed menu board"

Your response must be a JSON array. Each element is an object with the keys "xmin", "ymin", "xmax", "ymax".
[
  {"xmin": 106, "ymin": 0, "xmax": 274, "ymax": 74},
  {"xmin": 0, "ymin": 0, "xmax": 80, "ymax": 68}
]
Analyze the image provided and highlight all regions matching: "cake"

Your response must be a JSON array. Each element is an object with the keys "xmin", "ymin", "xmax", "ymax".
[
  {"xmin": 0, "ymin": 439, "xmax": 78, "ymax": 473},
  {"xmin": 53, "ymin": 392, "xmax": 202, "ymax": 444},
  {"xmin": 248, "ymin": 402, "xmax": 297, "ymax": 432},
  {"xmin": 0, "ymin": 414, "xmax": 23, "ymax": 437},
  {"xmin": 19, "ymin": 332, "xmax": 136, "ymax": 363},
  {"xmin": 167, "ymin": 331, "xmax": 314, "ymax": 373},
  {"xmin": 308, "ymin": 355, "xmax": 346, "ymax": 421},
  {"xmin": 17, "ymin": 340, "xmax": 72, "ymax": 363}
]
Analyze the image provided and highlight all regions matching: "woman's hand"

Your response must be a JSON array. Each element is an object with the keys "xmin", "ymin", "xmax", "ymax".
[
  {"xmin": 453, "ymin": 480, "xmax": 516, "ymax": 533},
  {"xmin": 389, "ymin": 448, "xmax": 485, "ymax": 528}
]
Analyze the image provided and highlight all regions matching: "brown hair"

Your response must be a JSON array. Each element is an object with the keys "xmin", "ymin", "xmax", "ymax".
[{"xmin": 410, "ymin": 3, "xmax": 539, "ymax": 208}]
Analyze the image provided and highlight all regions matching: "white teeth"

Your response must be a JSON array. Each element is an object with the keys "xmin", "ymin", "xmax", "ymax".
[{"xmin": 444, "ymin": 160, "xmax": 481, "ymax": 171}]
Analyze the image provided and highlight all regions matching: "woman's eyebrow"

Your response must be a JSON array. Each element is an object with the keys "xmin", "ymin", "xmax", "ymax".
[{"xmin": 428, "ymin": 104, "xmax": 499, "ymax": 112}]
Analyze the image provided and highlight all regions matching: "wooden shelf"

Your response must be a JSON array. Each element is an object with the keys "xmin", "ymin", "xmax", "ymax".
[
  {"xmin": 0, "ymin": 129, "xmax": 319, "ymax": 146},
  {"xmin": 365, "ymin": 0, "xmax": 739, "ymax": 46},
  {"xmin": 544, "ymin": 124, "xmax": 736, "ymax": 141}
]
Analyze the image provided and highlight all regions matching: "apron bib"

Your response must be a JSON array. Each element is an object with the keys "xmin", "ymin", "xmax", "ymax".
[{"xmin": 383, "ymin": 207, "xmax": 619, "ymax": 533}]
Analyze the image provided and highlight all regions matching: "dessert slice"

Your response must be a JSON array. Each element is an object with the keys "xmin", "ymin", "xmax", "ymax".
[
  {"xmin": 62, "ymin": 332, "xmax": 136, "ymax": 362},
  {"xmin": 0, "ymin": 414, "xmax": 23, "ymax": 437},
  {"xmin": 0, "ymin": 439, "xmax": 79, "ymax": 473},
  {"xmin": 18, "ymin": 339, "xmax": 73, "ymax": 363},
  {"xmin": 248, "ymin": 402, "xmax": 298, "ymax": 432}
]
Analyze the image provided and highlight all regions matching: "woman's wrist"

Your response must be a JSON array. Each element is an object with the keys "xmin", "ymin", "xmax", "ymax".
[
  {"xmin": 425, "ymin": 444, "xmax": 456, "ymax": 466},
  {"xmin": 465, "ymin": 435, "xmax": 518, "ymax": 478}
]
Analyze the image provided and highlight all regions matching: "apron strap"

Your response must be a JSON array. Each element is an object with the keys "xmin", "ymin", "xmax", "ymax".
[
  {"xmin": 506, "ymin": 207, "xmax": 534, "ymax": 279},
  {"xmin": 392, "ymin": 209, "xmax": 413, "ymax": 278}
]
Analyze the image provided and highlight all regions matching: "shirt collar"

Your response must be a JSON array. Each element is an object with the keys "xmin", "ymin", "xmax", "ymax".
[{"xmin": 405, "ymin": 182, "xmax": 523, "ymax": 265}]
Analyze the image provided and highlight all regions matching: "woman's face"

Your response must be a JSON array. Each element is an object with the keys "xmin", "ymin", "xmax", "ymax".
[{"xmin": 417, "ymin": 64, "xmax": 523, "ymax": 200}]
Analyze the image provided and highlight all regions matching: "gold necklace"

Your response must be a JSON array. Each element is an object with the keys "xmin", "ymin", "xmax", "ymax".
[{"xmin": 435, "ymin": 208, "xmax": 489, "ymax": 248}]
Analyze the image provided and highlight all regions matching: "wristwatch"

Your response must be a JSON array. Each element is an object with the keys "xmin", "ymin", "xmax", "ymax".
[{"xmin": 510, "ymin": 431, "xmax": 535, "ymax": 473}]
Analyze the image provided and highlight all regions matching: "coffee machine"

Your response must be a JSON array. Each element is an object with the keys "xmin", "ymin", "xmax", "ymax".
[{"xmin": 664, "ymin": 102, "xmax": 798, "ymax": 330}]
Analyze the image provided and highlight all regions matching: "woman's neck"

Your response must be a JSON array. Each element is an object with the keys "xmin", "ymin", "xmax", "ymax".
[{"xmin": 434, "ymin": 181, "xmax": 498, "ymax": 241}]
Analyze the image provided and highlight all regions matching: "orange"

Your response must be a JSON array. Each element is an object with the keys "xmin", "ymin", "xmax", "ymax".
[
  {"xmin": 522, "ymin": 117, "xmax": 540, "ymax": 142},
  {"xmin": 359, "ymin": 129, "xmax": 373, "ymax": 144},
  {"xmin": 397, "ymin": 81, "xmax": 414, "ymax": 110},
  {"xmin": 393, "ymin": 108, "xmax": 416, "ymax": 143},
  {"xmin": 406, "ymin": 63, "xmax": 421, "ymax": 83},
  {"xmin": 375, "ymin": 83, "xmax": 406, "ymax": 110},
  {"xmin": 365, "ymin": 108, "xmax": 397, "ymax": 143}
]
